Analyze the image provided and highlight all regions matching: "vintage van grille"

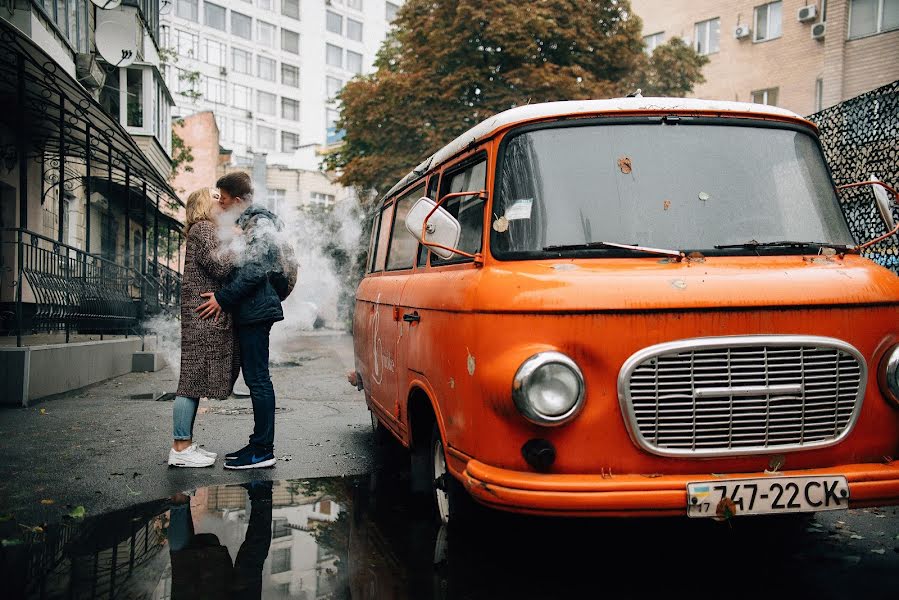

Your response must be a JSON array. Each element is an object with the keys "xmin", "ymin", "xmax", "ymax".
[{"xmin": 619, "ymin": 337, "xmax": 865, "ymax": 457}]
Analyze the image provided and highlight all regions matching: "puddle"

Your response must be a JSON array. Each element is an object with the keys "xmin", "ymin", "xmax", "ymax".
[{"xmin": 1, "ymin": 471, "xmax": 896, "ymax": 599}]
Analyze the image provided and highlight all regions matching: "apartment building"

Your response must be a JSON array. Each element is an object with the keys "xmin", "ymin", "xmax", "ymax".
[
  {"xmin": 631, "ymin": 0, "xmax": 899, "ymax": 115},
  {"xmin": 162, "ymin": 0, "xmax": 403, "ymax": 170}
]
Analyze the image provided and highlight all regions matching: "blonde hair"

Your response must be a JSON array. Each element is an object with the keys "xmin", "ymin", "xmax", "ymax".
[{"xmin": 185, "ymin": 188, "xmax": 217, "ymax": 233}]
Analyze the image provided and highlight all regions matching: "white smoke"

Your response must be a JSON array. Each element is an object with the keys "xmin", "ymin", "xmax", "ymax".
[{"xmin": 143, "ymin": 313, "xmax": 182, "ymax": 377}]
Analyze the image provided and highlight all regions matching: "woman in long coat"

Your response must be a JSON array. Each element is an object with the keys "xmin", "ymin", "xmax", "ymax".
[{"xmin": 168, "ymin": 188, "xmax": 240, "ymax": 468}]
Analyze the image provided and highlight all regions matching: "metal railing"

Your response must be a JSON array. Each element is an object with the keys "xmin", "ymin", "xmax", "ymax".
[{"xmin": 0, "ymin": 228, "xmax": 181, "ymax": 345}]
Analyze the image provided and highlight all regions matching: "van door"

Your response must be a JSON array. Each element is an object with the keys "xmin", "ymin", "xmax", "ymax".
[{"xmin": 398, "ymin": 154, "xmax": 489, "ymax": 446}]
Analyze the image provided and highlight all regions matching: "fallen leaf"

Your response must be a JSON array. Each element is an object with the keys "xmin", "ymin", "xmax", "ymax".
[
  {"xmin": 871, "ymin": 548, "xmax": 886, "ymax": 555},
  {"xmin": 850, "ymin": 534, "xmax": 864, "ymax": 540},
  {"xmin": 125, "ymin": 484, "xmax": 141, "ymax": 496},
  {"xmin": 617, "ymin": 156, "xmax": 632, "ymax": 174},
  {"xmin": 1, "ymin": 539, "xmax": 23, "ymax": 547},
  {"xmin": 39, "ymin": 409, "xmax": 46, "ymax": 415},
  {"xmin": 40, "ymin": 499, "xmax": 54, "ymax": 505},
  {"xmin": 68, "ymin": 506, "xmax": 85, "ymax": 519}
]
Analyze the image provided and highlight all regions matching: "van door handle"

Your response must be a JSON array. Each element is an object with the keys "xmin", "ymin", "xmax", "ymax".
[{"xmin": 402, "ymin": 311, "xmax": 421, "ymax": 323}]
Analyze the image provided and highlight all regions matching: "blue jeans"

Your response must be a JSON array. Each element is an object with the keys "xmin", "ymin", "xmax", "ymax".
[
  {"xmin": 239, "ymin": 322, "xmax": 276, "ymax": 452},
  {"xmin": 172, "ymin": 395, "xmax": 199, "ymax": 441}
]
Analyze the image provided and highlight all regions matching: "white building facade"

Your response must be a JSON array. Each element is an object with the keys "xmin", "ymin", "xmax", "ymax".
[{"xmin": 162, "ymin": 0, "xmax": 403, "ymax": 170}]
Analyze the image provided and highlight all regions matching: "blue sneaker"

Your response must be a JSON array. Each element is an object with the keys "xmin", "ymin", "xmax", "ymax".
[
  {"xmin": 225, "ymin": 444, "xmax": 254, "ymax": 461},
  {"xmin": 224, "ymin": 449, "xmax": 276, "ymax": 470}
]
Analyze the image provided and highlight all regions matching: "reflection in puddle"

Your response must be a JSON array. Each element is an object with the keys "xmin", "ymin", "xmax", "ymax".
[{"xmin": 2, "ymin": 469, "xmax": 896, "ymax": 599}]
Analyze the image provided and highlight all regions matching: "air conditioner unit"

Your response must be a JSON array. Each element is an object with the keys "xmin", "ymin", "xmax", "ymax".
[
  {"xmin": 798, "ymin": 5, "xmax": 818, "ymax": 22},
  {"xmin": 734, "ymin": 24, "xmax": 752, "ymax": 39},
  {"xmin": 811, "ymin": 22, "xmax": 826, "ymax": 40},
  {"xmin": 220, "ymin": 66, "xmax": 228, "ymax": 76},
  {"xmin": 75, "ymin": 52, "xmax": 106, "ymax": 90},
  {"xmin": 246, "ymin": 111, "xmax": 254, "ymax": 119}
]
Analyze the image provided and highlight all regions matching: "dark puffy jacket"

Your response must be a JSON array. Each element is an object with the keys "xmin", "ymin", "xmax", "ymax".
[{"xmin": 216, "ymin": 204, "xmax": 285, "ymax": 326}]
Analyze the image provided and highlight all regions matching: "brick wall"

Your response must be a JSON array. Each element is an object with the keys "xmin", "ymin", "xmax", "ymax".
[{"xmin": 170, "ymin": 112, "xmax": 221, "ymax": 203}]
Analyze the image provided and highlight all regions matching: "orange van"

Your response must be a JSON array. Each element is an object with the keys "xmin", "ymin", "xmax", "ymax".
[{"xmin": 350, "ymin": 97, "xmax": 899, "ymax": 525}]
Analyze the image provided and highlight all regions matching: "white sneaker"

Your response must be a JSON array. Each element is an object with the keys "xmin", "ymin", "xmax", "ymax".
[
  {"xmin": 191, "ymin": 443, "xmax": 217, "ymax": 460},
  {"xmin": 169, "ymin": 446, "xmax": 215, "ymax": 468}
]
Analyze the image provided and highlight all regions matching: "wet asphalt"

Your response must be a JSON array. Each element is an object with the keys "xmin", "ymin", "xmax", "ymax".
[{"xmin": 0, "ymin": 332, "xmax": 897, "ymax": 598}]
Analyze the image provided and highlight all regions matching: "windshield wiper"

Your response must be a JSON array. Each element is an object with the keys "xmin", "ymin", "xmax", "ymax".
[
  {"xmin": 714, "ymin": 240, "xmax": 853, "ymax": 251},
  {"xmin": 542, "ymin": 241, "xmax": 685, "ymax": 260}
]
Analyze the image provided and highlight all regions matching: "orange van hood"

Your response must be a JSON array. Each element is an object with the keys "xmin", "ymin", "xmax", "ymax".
[{"xmin": 476, "ymin": 255, "xmax": 899, "ymax": 312}]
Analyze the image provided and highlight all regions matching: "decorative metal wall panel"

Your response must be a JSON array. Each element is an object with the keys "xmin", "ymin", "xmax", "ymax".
[{"xmin": 809, "ymin": 81, "xmax": 899, "ymax": 274}]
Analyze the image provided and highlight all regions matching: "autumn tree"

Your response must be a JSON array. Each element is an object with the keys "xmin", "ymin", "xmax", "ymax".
[{"xmin": 324, "ymin": 0, "xmax": 708, "ymax": 198}]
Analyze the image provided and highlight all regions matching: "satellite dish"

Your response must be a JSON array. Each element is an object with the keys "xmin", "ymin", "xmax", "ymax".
[
  {"xmin": 96, "ymin": 19, "xmax": 138, "ymax": 67},
  {"xmin": 90, "ymin": 0, "xmax": 122, "ymax": 9}
]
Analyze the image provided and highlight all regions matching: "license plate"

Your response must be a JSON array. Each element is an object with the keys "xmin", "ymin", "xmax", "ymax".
[{"xmin": 686, "ymin": 475, "xmax": 849, "ymax": 518}]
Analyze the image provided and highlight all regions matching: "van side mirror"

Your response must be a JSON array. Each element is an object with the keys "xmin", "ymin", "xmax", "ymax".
[
  {"xmin": 837, "ymin": 179, "xmax": 899, "ymax": 252},
  {"xmin": 405, "ymin": 197, "xmax": 462, "ymax": 260}
]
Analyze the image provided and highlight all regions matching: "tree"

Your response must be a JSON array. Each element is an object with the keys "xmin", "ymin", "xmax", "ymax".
[{"xmin": 324, "ymin": 0, "xmax": 708, "ymax": 198}]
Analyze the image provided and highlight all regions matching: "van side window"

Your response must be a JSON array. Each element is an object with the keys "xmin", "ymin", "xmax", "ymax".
[
  {"xmin": 366, "ymin": 215, "xmax": 379, "ymax": 273},
  {"xmin": 433, "ymin": 158, "xmax": 487, "ymax": 264},
  {"xmin": 386, "ymin": 184, "xmax": 424, "ymax": 271},
  {"xmin": 373, "ymin": 203, "xmax": 395, "ymax": 272}
]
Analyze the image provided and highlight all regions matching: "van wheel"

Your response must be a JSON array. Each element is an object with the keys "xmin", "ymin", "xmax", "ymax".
[{"xmin": 430, "ymin": 423, "xmax": 475, "ymax": 527}]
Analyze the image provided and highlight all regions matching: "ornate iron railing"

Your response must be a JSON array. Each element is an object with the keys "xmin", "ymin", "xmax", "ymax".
[{"xmin": 0, "ymin": 228, "xmax": 181, "ymax": 343}]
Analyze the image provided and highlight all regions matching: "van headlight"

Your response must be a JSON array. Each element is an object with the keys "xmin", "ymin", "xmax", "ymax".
[
  {"xmin": 512, "ymin": 352, "xmax": 585, "ymax": 426},
  {"xmin": 879, "ymin": 345, "xmax": 899, "ymax": 408}
]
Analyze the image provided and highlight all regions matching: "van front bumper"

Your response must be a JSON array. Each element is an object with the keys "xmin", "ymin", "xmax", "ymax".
[{"xmin": 461, "ymin": 459, "xmax": 899, "ymax": 517}]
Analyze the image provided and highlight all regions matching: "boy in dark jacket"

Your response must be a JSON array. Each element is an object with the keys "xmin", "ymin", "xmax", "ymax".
[{"xmin": 197, "ymin": 172, "xmax": 284, "ymax": 469}]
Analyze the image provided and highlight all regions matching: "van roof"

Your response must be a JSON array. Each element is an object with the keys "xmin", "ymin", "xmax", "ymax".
[{"xmin": 381, "ymin": 97, "xmax": 805, "ymax": 202}]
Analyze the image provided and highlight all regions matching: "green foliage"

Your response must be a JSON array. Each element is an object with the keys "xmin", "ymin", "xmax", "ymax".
[
  {"xmin": 170, "ymin": 118, "xmax": 194, "ymax": 180},
  {"xmin": 630, "ymin": 37, "xmax": 709, "ymax": 97},
  {"xmin": 324, "ymin": 0, "xmax": 708, "ymax": 199},
  {"xmin": 178, "ymin": 70, "xmax": 203, "ymax": 101}
]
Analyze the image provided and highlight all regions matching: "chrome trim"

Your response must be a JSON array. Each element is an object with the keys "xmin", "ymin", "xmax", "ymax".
[
  {"xmin": 617, "ymin": 335, "xmax": 867, "ymax": 458},
  {"xmin": 513, "ymin": 351, "xmax": 585, "ymax": 426},
  {"xmin": 693, "ymin": 384, "xmax": 804, "ymax": 398},
  {"xmin": 878, "ymin": 344, "xmax": 899, "ymax": 407}
]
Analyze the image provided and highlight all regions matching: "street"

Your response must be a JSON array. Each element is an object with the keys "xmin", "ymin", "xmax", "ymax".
[{"xmin": 0, "ymin": 332, "xmax": 897, "ymax": 599}]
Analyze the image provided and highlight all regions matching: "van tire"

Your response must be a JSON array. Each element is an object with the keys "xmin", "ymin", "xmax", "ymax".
[{"xmin": 430, "ymin": 422, "xmax": 476, "ymax": 527}]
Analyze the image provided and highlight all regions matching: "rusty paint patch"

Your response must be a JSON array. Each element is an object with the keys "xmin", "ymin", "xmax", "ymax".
[
  {"xmin": 663, "ymin": 199, "xmax": 671, "ymax": 211},
  {"xmin": 670, "ymin": 279, "xmax": 688, "ymax": 290},
  {"xmin": 551, "ymin": 263, "xmax": 579, "ymax": 271},
  {"xmin": 466, "ymin": 349, "xmax": 476, "ymax": 376},
  {"xmin": 448, "ymin": 377, "xmax": 455, "ymax": 389},
  {"xmin": 686, "ymin": 251, "xmax": 705, "ymax": 263},
  {"xmin": 617, "ymin": 156, "xmax": 632, "ymax": 174},
  {"xmin": 641, "ymin": 473, "xmax": 664, "ymax": 478},
  {"xmin": 804, "ymin": 256, "xmax": 835, "ymax": 264}
]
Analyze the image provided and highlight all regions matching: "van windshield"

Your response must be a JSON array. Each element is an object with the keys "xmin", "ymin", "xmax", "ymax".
[{"xmin": 491, "ymin": 121, "xmax": 855, "ymax": 258}]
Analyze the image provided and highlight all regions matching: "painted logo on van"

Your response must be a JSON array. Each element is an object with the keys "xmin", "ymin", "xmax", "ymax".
[{"xmin": 370, "ymin": 294, "xmax": 396, "ymax": 386}]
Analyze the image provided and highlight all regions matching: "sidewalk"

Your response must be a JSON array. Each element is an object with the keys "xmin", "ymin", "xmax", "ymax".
[{"xmin": 0, "ymin": 332, "xmax": 376, "ymax": 526}]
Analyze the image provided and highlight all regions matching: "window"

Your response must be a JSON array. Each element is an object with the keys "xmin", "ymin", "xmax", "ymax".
[
  {"xmin": 373, "ymin": 203, "xmax": 395, "ymax": 271},
  {"xmin": 643, "ymin": 31, "xmax": 664, "ymax": 53},
  {"xmin": 326, "ymin": 76, "xmax": 343, "ymax": 99},
  {"xmin": 232, "ymin": 120, "xmax": 250, "ymax": 144},
  {"xmin": 282, "ymin": 131, "xmax": 300, "ymax": 151},
  {"xmin": 326, "ymin": 43, "xmax": 343, "ymax": 68},
  {"xmin": 433, "ymin": 159, "xmax": 487, "ymax": 263},
  {"xmin": 203, "ymin": 76, "xmax": 227, "ymax": 103},
  {"xmin": 386, "ymin": 1, "xmax": 399, "ymax": 21},
  {"xmin": 282, "ymin": 63, "xmax": 300, "ymax": 87},
  {"xmin": 174, "ymin": 29, "xmax": 199, "ymax": 58},
  {"xmin": 311, "ymin": 192, "xmax": 336, "ymax": 205},
  {"xmin": 231, "ymin": 11, "xmax": 252, "ymax": 40},
  {"xmin": 327, "ymin": 11, "xmax": 343, "ymax": 34},
  {"xmin": 177, "ymin": 0, "xmax": 198, "ymax": 21},
  {"xmin": 347, "ymin": 0, "xmax": 362, "ymax": 9},
  {"xmin": 271, "ymin": 548, "xmax": 291, "ymax": 575},
  {"xmin": 267, "ymin": 189, "xmax": 286, "ymax": 213},
  {"xmin": 346, "ymin": 50, "xmax": 363, "ymax": 74},
  {"xmin": 126, "ymin": 68, "xmax": 143, "ymax": 127},
  {"xmin": 203, "ymin": 39, "xmax": 227, "ymax": 67},
  {"xmin": 849, "ymin": 0, "xmax": 899, "ymax": 37},
  {"xmin": 815, "ymin": 78, "xmax": 824, "ymax": 112},
  {"xmin": 272, "ymin": 518, "xmax": 290, "ymax": 538},
  {"xmin": 347, "ymin": 18, "xmax": 363, "ymax": 41},
  {"xmin": 232, "ymin": 48, "xmax": 252, "ymax": 75},
  {"xmin": 282, "ymin": 29, "xmax": 300, "ymax": 54},
  {"xmin": 326, "ymin": 108, "xmax": 344, "ymax": 143},
  {"xmin": 754, "ymin": 1, "xmax": 783, "ymax": 41},
  {"xmin": 751, "ymin": 87, "xmax": 779, "ymax": 105},
  {"xmin": 387, "ymin": 185, "xmax": 424, "ymax": 270},
  {"xmin": 693, "ymin": 18, "xmax": 720, "ymax": 54},
  {"xmin": 257, "ymin": 0, "xmax": 273, "ymax": 10},
  {"xmin": 258, "ymin": 125, "xmax": 276, "ymax": 149},
  {"xmin": 204, "ymin": 2, "xmax": 226, "ymax": 30},
  {"xmin": 258, "ymin": 91, "xmax": 277, "ymax": 115},
  {"xmin": 282, "ymin": 0, "xmax": 300, "ymax": 19},
  {"xmin": 257, "ymin": 21, "xmax": 276, "ymax": 48},
  {"xmin": 232, "ymin": 84, "xmax": 252, "ymax": 110},
  {"xmin": 282, "ymin": 97, "xmax": 300, "ymax": 121},
  {"xmin": 257, "ymin": 56, "xmax": 276, "ymax": 81}
]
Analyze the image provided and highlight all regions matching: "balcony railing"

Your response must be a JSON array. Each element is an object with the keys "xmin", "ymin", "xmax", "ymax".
[{"xmin": 0, "ymin": 228, "xmax": 182, "ymax": 346}]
